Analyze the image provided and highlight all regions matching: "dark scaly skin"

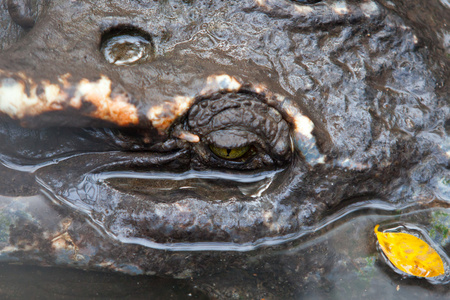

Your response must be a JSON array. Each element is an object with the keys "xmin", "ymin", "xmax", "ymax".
[{"xmin": 0, "ymin": 0, "xmax": 449, "ymax": 298}]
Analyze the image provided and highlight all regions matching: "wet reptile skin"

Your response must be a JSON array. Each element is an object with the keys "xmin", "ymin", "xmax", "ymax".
[{"xmin": 0, "ymin": 0, "xmax": 448, "ymax": 297}]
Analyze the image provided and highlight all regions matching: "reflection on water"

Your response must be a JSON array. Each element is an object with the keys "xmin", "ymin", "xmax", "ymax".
[{"xmin": 98, "ymin": 169, "xmax": 280, "ymax": 199}]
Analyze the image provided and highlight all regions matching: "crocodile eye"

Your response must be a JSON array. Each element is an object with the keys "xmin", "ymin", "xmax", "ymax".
[
  {"xmin": 186, "ymin": 93, "xmax": 292, "ymax": 170},
  {"xmin": 209, "ymin": 144, "xmax": 253, "ymax": 161}
]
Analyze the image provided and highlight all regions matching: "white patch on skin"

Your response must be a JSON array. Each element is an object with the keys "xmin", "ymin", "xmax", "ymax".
[
  {"xmin": 400, "ymin": 25, "xmax": 411, "ymax": 31},
  {"xmin": 332, "ymin": 2, "xmax": 349, "ymax": 15},
  {"xmin": 175, "ymin": 130, "xmax": 200, "ymax": 143},
  {"xmin": 44, "ymin": 83, "xmax": 63, "ymax": 106},
  {"xmin": 280, "ymin": 98, "xmax": 314, "ymax": 139},
  {"xmin": 294, "ymin": 5, "xmax": 314, "ymax": 15},
  {"xmin": 253, "ymin": 84, "xmax": 267, "ymax": 94},
  {"xmin": 254, "ymin": 0, "xmax": 267, "ymax": 7},
  {"xmin": 174, "ymin": 95, "xmax": 195, "ymax": 115},
  {"xmin": 360, "ymin": 1, "xmax": 379, "ymax": 17},
  {"xmin": 76, "ymin": 77, "xmax": 112, "ymax": 103},
  {"xmin": 0, "ymin": 71, "xmax": 139, "ymax": 126},
  {"xmin": 294, "ymin": 115, "xmax": 314, "ymax": 139},
  {"xmin": 263, "ymin": 211, "xmax": 273, "ymax": 223},
  {"xmin": 335, "ymin": 157, "xmax": 373, "ymax": 171},
  {"xmin": 147, "ymin": 95, "xmax": 195, "ymax": 131},
  {"xmin": 276, "ymin": 95, "xmax": 326, "ymax": 165},
  {"xmin": 200, "ymin": 74, "xmax": 242, "ymax": 96},
  {"xmin": 71, "ymin": 76, "xmax": 140, "ymax": 125},
  {"xmin": 58, "ymin": 73, "xmax": 72, "ymax": 87},
  {"xmin": 147, "ymin": 106, "xmax": 164, "ymax": 127},
  {"xmin": 0, "ymin": 78, "xmax": 33, "ymax": 117}
]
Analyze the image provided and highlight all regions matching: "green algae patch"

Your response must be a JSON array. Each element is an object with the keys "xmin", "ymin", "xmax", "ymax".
[
  {"xmin": 429, "ymin": 210, "xmax": 450, "ymax": 246},
  {"xmin": 0, "ymin": 212, "xmax": 12, "ymax": 243}
]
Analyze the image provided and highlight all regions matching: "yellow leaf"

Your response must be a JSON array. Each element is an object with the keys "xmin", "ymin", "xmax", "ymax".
[{"xmin": 374, "ymin": 224, "xmax": 445, "ymax": 277}]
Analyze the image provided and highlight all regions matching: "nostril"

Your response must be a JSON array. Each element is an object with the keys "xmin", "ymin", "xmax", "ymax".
[
  {"xmin": 100, "ymin": 25, "xmax": 155, "ymax": 66},
  {"xmin": 7, "ymin": 0, "xmax": 40, "ymax": 29}
]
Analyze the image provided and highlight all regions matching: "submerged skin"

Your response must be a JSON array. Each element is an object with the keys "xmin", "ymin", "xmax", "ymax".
[{"xmin": 0, "ymin": 0, "xmax": 449, "ymax": 297}]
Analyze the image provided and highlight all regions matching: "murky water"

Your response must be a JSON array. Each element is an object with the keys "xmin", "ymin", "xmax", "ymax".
[
  {"xmin": 0, "ymin": 0, "xmax": 449, "ymax": 298},
  {"xmin": 0, "ymin": 264, "xmax": 208, "ymax": 299}
]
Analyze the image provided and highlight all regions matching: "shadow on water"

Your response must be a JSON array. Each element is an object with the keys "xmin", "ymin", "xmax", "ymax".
[{"xmin": 0, "ymin": 264, "xmax": 208, "ymax": 300}]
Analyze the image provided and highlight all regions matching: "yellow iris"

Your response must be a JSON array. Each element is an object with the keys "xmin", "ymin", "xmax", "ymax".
[{"xmin": 209, "ymin": 144, "xmax": 250, "ymax": 160}]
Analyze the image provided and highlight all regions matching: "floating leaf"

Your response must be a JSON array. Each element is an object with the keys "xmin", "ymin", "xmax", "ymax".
[{"xmin": 374, "ymin": 224, "xmax": 445, "ymax": 277}]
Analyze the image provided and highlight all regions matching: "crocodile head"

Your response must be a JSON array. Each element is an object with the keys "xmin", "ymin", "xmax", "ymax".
[{"xmin": 0, "ymin": 0, "xmax": 447, "ymax": 250}]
